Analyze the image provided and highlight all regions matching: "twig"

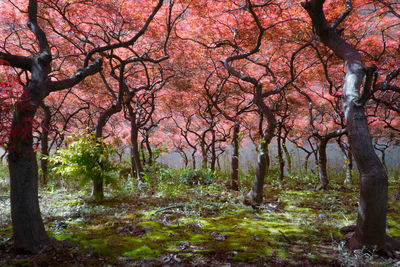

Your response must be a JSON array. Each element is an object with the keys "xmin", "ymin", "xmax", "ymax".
[
  {"xmin": 279, "ymin": 230, "xmax": 293, "ymax": 244},
  {"xmin": 155, "ymin": 204, "xmax": 185, "ymax": 214}
]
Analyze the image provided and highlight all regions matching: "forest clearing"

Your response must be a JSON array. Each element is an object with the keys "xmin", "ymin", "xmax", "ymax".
[
  {"xmin": 0, "ymin": 168, "xmax": 399, "ymax": 266},
  {"xmin": 0, "ymin": 0, "xmax": 399, "ymax": 265}
]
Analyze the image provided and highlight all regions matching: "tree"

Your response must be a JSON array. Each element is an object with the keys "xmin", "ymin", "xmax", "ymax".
[
  {"xmin": 301, "ymin": 0, "xmax": 399, "ymax": 251},
  {"xmin": 205, "ymin": 72, "xmax": 254, "ymax": 190},
  {"xmin": 0, "ymin": 0, "xmax": 103, "ymax": 253}
]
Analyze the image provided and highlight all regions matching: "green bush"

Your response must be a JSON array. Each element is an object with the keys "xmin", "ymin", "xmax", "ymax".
[
  {"xmin": 49, "ymin": 132, "xmax": 119, "ymax": 187},
  {"xmin": 178, "ymin": 168, "xmax": 215, "ymax": 185},
  {"xmin": 0, "ymin": 162, "xmax": 9, "ymax": 194}
]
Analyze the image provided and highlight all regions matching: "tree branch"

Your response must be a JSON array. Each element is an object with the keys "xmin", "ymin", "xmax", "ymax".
[{"xmin": 50, "ymin": 58, "xmax": 102, "ymax": 92}]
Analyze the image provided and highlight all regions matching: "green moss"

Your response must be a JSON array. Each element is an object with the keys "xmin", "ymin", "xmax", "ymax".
[
  {"xmin": 123, "ymin": 245, "xmax": 161, "ymax": 258},
  {"xmin": 14, "ymin": 259, "xmax": 33, "ymax": 267}
]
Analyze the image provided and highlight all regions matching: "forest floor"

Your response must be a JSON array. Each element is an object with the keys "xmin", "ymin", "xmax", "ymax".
[{"xmin": 0, "ymin": 175, "xmax": 400, "ymax": 266}]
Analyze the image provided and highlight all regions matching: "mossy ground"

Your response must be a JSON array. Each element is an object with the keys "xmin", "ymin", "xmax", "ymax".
[{"xmin": 0, "ymin": 174, "xmax": 399, "ymax": 266}]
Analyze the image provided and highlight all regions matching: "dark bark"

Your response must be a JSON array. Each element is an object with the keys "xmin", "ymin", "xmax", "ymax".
[
  {"xmin": 140, "ymin": 142, "xmax": 147, "ymax": 166},
  {"xmin": 91, "ymin": 178, "xmax": 104, "ymax": 202},
  {"xmin": 210, "ymin": 130, "xmax": 216, "ymax": 171},
  {"xmin": 39, "ymin": 104, "xmax": 51, "ymax": 186},
  {"xmin": 6, "ymin": 0, "xmax": 54, "ymax": 252},
  {"xmin": 277, "ymin": 124, "xmax": 285, "ymax": 181},
  {"xmin": 246, "ymin": 127, "xmax": 273, "ymax": 205},
  {"xmin": 9, "ymin": 102, "xmax": 49, "ymax": 253},
  {"xmin": 302, "ymin": 0, "xmax": 390, "ymax": 250},
  {"xmin": 282, "ymin": 141, "xmax": 292, "ymax": 173},
  {"xmin": 316, "ymin": 138, "xmax": 329, "ymax": 190},
  {"xmin": 144, "ymin": 131, "xmax": 153, "ymax": 166},
  {"xmin": 191, "ymin": 150, "xmax": 196, "ymax": 169},
  {"xmin": 304, "ymin": 152, "xmax": 311, "ymax": 172},
  {"xmin": 230, "ymin": 121, "xmax": 240, "ymax": 190},
  {"xmin": 93, "ymin": 85, "xmax": 123, "ymax": 201},
  {"xmin": 130, "ymin": 122, "xmax": 144, "ymax": 180},
  {"xmin": 200, "ymin": 138, "xmax": 207, "ymax": 169}
]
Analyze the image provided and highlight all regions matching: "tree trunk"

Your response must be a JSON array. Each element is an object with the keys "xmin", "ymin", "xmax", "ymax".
[
  {"xmin": 131, "ymin": 122, "xmax": 144, "ymax": 180},
  {"xmin": 380, "ymin": 150, "xmax": 387, "ymax": 172},
  {"xmin": 302, "ymin": 0, "xmax": 389, "ymax": 250},
  {"xmin": 93, "ymin": 100, "xmax": 122, "ymax": 201},
  {"xmin": 282, "ymin": 141, "xmax": 292, "ymax": 173},
  {"xmin": 145, "ymin": 131, "xmax": 153, "ymax": 166},
  {"xmin": 201, "ymin": 140, "xmax": 207, "ymax": 169},
  {"xmin": 304, "ymin": 152, "xmax": 311, "ymax": 172},
  {"xmin": 277, "ymin": 125, "xmax": 284, "ymax": 181},
  {"xmin": 192, "ymin": 150, "xmax": 196, "ymax": 169},
  {"xmin": 140, "ymin": 142, "xmax": 147, "ymax": 166},
  {"xmin": 182, "ymin": 152, "xmax": 188, "ymax": 168},
  {"xmin": 245, "ymin": 127, "xmax": 274, "ymax": 205},
  {"xmin": 316, "ymin": 138, "xmax": 329, "ymax": 190},
  {"xmin": 40, "ymin": 104, "xmax": 51, "ymax": 186},
  {"xmin": 91, "ymin": 179, "xmax": 104, "ymax": 202},
  {"xmin": 9, "ymin": 100, "xmax": 49, "ymax": 253},
  {"xmin": 230, "ymin": 122, "xmax": 240, "ymax": 190},
  {"xmin": 210, "ymin": 130, "xmax": 216, "ymax": 171}
]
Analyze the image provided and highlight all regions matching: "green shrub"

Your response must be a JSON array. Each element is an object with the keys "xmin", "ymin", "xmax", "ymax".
[
  {"xmin": 178, "ymin": 168, "xmax": 215, "ymax": 185},
  {"xmin": 0, "ymin": 162, "xmax": 9, "ymax": 193},
  {"xmin": 49, "ymin": 132, "xmax": 119, "ymax": 187}
]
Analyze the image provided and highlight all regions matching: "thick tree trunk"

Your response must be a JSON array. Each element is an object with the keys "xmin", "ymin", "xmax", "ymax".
[
  {"xmin": 347, "ymin": 104, "xmax": 388, "ymax": 250},
  {"xmin": 40, "ymin": 104, "xmax": 51, "ymax": 186},
  {"xmin": 316, "ymin": 139, "xmax": 329, "ymax": 190},
  {"xmin": 9, "ymin": 102, "xmax": 49, "ymax": 253},
  {"xmin": 91, "ymin": 179, "xmax": 104, "ymax": 202},
  {"xmin": 230, "ymin": 122, "xmax": 240, "ymax": 190},
  {"xmin": 302, "ymin": 0, "xmax": 390, "ymax": 250}
]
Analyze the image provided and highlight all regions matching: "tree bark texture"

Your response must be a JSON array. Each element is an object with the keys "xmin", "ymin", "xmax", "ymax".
[
  {"xmin": 230, "ymin": 121, "xmax": 240, "ymax": 190},
  {"xmin": 93, "ymin": 100, "xmax": 122, "ymax": 201},
  {"xmin": 302, "ymin": 0, "xmax": 389, "ymax": 250},
  {"xmin": 144, "ymin": 131, "xmax": 153, "ymax": 166},
  {"xmin": 316, "ymin": 139, "xmax": 329, "ymax": 190},
  {"xmin": 277, "ymin": 125, "xmax": 285, "ymax": 181},
  {"xmin": 246, "ymin": 126, "xmax": 274, "ymax": 205},
  {"xmin": 40, "ymin": 104, "xmax": 51, "ymax": 186},
  {"xmin": 210, "ymin": 130, "xmax": 216, "ymax": 171},
  {"xmin": 9, "ymin": 102, "xmax": 49, "ymax": 253},
  {"xmin": 282, "ymin": 141, "xmax": 292, "ymax": 173},
  {"xmin": 130, "ymin": 122, "xmax": 144, "ymax": 180},
  {"xmin": 191, "ymin": 150, "xmax": 196, "ymax": 169}
]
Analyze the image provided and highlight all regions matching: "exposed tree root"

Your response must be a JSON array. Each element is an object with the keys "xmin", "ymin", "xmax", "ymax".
[{"xmin": 342, "ymin": 225, "xmax": 400, "ymax": 256}]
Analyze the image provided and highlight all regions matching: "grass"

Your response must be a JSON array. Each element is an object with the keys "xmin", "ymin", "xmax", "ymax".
[{"xmin": 0, "ymin": 167, "xmax": 399, "ymax": 266}]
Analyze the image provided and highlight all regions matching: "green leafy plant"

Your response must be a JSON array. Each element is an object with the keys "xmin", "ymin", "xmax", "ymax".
[
  {"xmin": 178, "ymin": 168, "xmax": 216, "ymax": 185},
  {"xmin": 49, "ymin": 132, "xmax": 119, "ymax": 188}
]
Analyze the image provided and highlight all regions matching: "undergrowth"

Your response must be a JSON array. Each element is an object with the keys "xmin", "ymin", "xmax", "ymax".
[{"xmin": 0, "ymin": 163, "xmax": 399, "ymax": 266}]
